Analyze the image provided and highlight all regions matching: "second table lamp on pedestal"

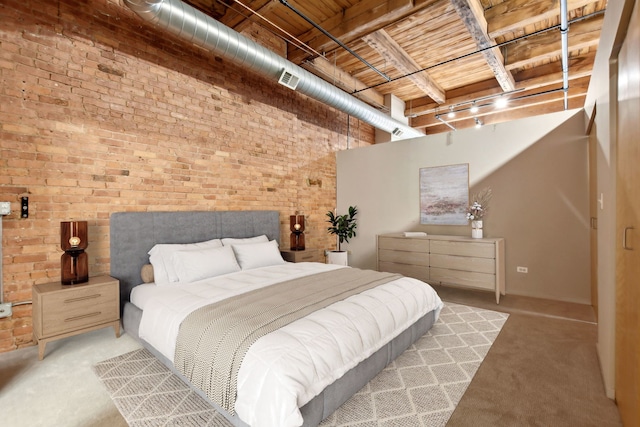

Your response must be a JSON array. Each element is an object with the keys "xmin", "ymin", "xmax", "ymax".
[
  {"xmin": 60, "ymin": 221, "xmax": 89, "ymax": 285},
  {"xmin": 289, "ymin": 214, "xmax": 305, "ymax": 251}
]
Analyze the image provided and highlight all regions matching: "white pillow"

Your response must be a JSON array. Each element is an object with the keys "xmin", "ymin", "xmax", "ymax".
[
  {"xmin": 148, "ymin": 238, "xmax": 223, "ymax": 285},
  {"xmin": 221, "ymin": 235, "xmax": 269, "ymax": 246},
  {"xmin": 232, "ymin": 240, "xmax": 286, "ymax": 270},
  {"xmin": 172, "ymin": 245, "xmax": 240, "ymax": 283}
]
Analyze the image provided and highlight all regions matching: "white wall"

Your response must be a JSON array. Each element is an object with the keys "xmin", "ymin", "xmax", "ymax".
[{"xmin": 337, "ymin": 109, "xmax": 591, "ymax": 304}]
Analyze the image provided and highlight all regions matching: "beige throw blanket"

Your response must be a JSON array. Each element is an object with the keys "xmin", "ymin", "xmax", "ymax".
[{"xmin": 174, "ymin": 267, "xmax": 401, "ymax": 414}]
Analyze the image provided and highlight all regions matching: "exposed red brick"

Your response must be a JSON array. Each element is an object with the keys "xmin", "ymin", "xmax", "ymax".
[{"xmin": 0, "ymin": 0, "xmax": 375, "ymax": 354}]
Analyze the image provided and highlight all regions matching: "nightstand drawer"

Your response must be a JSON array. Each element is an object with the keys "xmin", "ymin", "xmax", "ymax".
[
  {"xmin": 280, "ymin": 249, "xmax": 324, "ymax": 263},
  {"xmin": 41, "ymin": 283, "xmax": 119, "ymax": 336}
]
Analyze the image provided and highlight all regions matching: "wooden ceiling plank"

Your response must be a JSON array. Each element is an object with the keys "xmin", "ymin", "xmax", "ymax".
[
  {"xmin": 486, "ymin": 0, "xmax": 598, "ymax": 39},
  {"xmin": 450, "ymin": 0, "xmax": 516, "ymax": 91},
  {"xmin": 362, "ymin": 29, "xmax": 446, "ymax": 103},
  {"xmin": 287, "ymin": 0, "xmax": 432, "ymax": 64},
  {"xmin": 232, "ymin": 0, "xmax": 283, "ymax": 33},
  {"xmin": 218, "ymin": 0, "xmax": 273, "ymax": 29}
]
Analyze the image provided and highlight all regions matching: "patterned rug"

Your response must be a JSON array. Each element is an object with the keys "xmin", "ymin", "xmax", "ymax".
[{"xmin": 93, "ymin": 302, "xmax": 508, "ymax": 427}]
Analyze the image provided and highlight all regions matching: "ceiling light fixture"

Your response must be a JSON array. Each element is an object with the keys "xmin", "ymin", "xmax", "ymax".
[
  {"xmin": 470, "ymin": 102, "xmax": 479, "ymax": 113},
  {"xmin": 475, "ymin": 118, "xmax": 483, "ymax": 128},
  {"xmin": 435, "ymin": 114, "xmax": 457, "ymax": 131},
  {"xmin": 495, "ymin": 96, "xmax": 508, "ymax": 108},
  {"xmin": 447, "ymin": 106, "xmax": 456, "ymax": 119}
]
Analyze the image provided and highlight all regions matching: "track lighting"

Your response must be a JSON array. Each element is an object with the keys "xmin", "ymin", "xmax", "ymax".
[
  {"xmin": 495, "ymin": 96, "xmax": 508, "ymax": 108},
  {"xmin": 470, "ymin": 101, "xmax": 479, "ymax": 113},
  {"xmin": 475, "ymin": 118, "xmax": 483, "ymax": 128},
  {"xmin": 447, "ymin": 106, "xmax": 455, "ymax": 119}
]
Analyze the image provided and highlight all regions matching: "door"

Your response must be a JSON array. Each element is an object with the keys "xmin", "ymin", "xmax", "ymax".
[{"xmin": 615, "ymin": 0, "xmax": 640, "ymax": 425}]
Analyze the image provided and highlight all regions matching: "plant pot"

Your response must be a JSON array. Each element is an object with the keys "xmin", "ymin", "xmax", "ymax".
[{"xmin": 326, "ymin": 251, "xmax": 348, "ymax": 266}]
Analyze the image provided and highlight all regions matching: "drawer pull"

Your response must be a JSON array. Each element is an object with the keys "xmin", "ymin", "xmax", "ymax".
[
  {"xmin": 64, "ymin": 294, "xmax": 101, "ymax": 304},
  {"xmin": 65, "ymin": 312, "xmax": 101, "ymax": 322}
]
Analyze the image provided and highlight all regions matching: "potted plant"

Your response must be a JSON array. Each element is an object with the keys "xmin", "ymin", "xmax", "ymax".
[{"xmin": 326, "ymin": 206, "xmax": 357, "ymax": 265}]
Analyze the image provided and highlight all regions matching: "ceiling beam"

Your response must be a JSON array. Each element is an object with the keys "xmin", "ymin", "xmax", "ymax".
[
  {"xmin": 450, "ymin": 0, "xmax": 516, "ymax": 91},
  {"xmin": 486, "ymin": 0, "xmax": 597, "ymax": 39},
  {"xmin": 362, "ymin": 29, "xmax": 446, "ymax": 103},
  {"xmin": 300, "ymin": 57, "xmax": 386, "ymax": 108},
  {"xmin": 287, "ymin": 0, "xmax": 436, "ymax": 65}
]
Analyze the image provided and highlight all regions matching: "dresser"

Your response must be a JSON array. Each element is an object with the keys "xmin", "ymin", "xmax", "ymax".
[
  {"xmin": 377, "ymin": 233, "xmax": 505, "ymax": 303},
  {"xmin": 280, "ymin": 248, "xmax": 325, "ymax": 263},
  {"xmin": 32, "ymin": 275, "xmax": 121, "ymax": 360}
]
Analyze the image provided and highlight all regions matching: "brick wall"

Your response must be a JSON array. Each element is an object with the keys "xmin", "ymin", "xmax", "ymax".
[{"xmin": 0, "ymin": 0, "xmax": 375, "ymax": 353}]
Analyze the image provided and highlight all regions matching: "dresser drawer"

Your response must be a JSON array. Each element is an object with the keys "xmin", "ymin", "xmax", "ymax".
[
  {"xmin": 430, "ymin": 254, "xmax": 495, "ymax": 274},
  {"xmin": 430, "ymin": 240, "xmax": 495, "ymax": 258},
  {"xmin": 430, "ymin": 267, "xmax": 496, "ymax": 291},
  {"xmin": 378, "ymin": 248, "xmax": 429, "ymax": 266},
  {"xmin": 40, "ymin": 283, "xmax": 119, "ymax": 336},
  {"xmin": 378, "ymin": 261, "xmax": 430, "ymax": 282},
  {"xmin": 378, "ymin": 236, "xmax": 429, "ymax": 253}
]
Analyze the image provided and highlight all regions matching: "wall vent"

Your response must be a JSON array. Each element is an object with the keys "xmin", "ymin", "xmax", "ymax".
[
  {"xmin": 392, "ymin": 128, "xmax": 404, "ymax": 136},
  {"xmin": 278, "ymin": 69, "xmax": 300, "ymax": 90}
]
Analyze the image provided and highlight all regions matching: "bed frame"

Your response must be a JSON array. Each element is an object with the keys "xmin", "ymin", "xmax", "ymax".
[{"xmin": 109, "ymin": 210, "xmax": 436, "ymax": 427}]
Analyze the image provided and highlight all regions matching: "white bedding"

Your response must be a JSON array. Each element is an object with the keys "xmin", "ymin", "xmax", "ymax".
[{"xmin": 132, "ymin": 262, "xmax": 443, "ymax": 427}]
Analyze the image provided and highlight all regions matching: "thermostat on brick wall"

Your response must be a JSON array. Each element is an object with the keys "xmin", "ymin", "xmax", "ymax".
[{"xmin": 0, "ymin": 202, "xmax": 10, "ymax": 216}]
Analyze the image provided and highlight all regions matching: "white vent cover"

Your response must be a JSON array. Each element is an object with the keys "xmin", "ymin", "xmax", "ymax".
[
  {"xmin": 278, "ymin": 69, "xmax": 300, "ymax": 90},
  {"xmin": 392, "ymin": 128, "xmax": 404, "ymax": 136}
]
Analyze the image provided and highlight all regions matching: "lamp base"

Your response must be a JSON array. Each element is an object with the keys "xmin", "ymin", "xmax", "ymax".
[
  {"xmin": 290, "ymin": 232, "xmax": 305, "ymax": 251},
  {"xmin": 61, "ymin": 251, "xmax": 89, "ymax": 285}
]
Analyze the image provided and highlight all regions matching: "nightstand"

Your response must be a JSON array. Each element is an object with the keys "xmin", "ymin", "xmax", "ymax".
[
  {"xmin": 32, "ymin": 275, "xmax": 121, "ymax": 360},
  {"xmin": 280, "ymin": 248, "xmax": 324, "ymax": 263}
]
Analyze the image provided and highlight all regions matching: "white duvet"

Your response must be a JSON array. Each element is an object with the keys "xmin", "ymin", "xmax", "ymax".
[{"xmin": 133, "ymin": 262, "xmax": 443, "ymax": 427}]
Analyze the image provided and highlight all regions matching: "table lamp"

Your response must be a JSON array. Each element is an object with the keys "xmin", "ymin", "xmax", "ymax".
[
  {"xmin": 289, "ymin": 214, "xmax": 305, "ymax": 251},
  {"xmin": 60, "ymin": 221, "xmax": 89, "ymax": 285}
]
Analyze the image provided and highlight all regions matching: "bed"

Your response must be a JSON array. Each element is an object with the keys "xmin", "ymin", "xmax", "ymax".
[{"xmin": 110, "ymin": 210, "xmax": 443, "ymax": 427}]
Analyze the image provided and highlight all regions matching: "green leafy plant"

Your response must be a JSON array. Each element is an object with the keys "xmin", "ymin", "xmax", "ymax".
[{"xmin": 326, "ymin": 206, "xmax": 358, "ymax": 251}]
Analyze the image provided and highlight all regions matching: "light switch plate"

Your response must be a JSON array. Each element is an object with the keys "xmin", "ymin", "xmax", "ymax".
[{"xmin": 0, "ymin": 202, "xmax": 10, "ymax": 216}]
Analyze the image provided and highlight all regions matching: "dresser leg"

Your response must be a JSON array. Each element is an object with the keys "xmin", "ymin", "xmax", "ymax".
[
  {"xmin": 38, "ymin": 341, "xmax": 46, "ymax": 361},
  {"xmin": 113, "ymin": 320, "xmax": 121, "ymax": 338}
]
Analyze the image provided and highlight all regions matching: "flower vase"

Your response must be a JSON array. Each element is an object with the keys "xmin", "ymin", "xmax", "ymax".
[{"xmin": 471, "ymin": 220, "xmax": 483, "ymax": 239}]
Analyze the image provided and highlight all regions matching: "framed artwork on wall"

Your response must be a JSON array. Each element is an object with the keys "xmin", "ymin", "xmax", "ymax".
[{"xmin": 419, "ymin": 163, "xmax": 469, "ymax": 225}]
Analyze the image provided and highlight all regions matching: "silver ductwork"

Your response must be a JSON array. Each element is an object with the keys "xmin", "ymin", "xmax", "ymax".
[{"xmin": 123, "ymin": 0, "xmax": 423, "ymax": 139}]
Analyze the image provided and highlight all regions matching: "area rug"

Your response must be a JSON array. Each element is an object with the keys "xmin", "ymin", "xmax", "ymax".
[{"xmin": 93, "ymin": 302, "xmax": 508, "ymax": 427}]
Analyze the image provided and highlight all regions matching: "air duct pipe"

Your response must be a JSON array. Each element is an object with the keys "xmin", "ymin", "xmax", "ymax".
[{"xmin": 123, "ymin": 0, "xmax": 423, "ymax": 139}]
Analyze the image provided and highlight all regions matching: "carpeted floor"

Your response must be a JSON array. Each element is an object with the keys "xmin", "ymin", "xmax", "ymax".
[
  {"xmin": 94, "ymin": 302, "xmax": 508, "ymax": 427},
  {"xmin": 447, "ymin": 313, "xmax": 622, "ymax": 427}
]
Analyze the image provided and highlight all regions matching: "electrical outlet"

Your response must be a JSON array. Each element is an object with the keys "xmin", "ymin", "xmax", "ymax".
[
  {"xmin": 0, "ymin": 303, "xmax": 12, "ymax": 318},
  {"xmin": 516, "ymin": 266, "xmax": 528, "ymax": 273},
  {"xmin": 0, "ymin": 202, "xmax": 10, "ymax": 216}
]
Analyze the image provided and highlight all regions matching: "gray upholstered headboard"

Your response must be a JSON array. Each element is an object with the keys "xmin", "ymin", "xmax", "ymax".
[{"xmin": 110, "ymin": 210, "xmax": 281, "ymax": 307}]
